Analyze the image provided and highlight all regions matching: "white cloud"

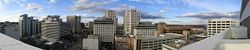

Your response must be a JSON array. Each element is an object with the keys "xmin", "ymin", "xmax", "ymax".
[
  {"xmin": 70, "ymin": 0, "xmax": 118, "ymax": 10},
  {"xmin": 142, "ymin": 18, "xmax": 206, "ymax": 25},
  {"xmin": 128, "ymin": 0, "xmax": 167, "ymax": 4},
  {"xmin": 26, "ymin": 3, "xmax": 43, "ymax": 11},
  {"xmin": 47, "ymin": 0, "xmax": 57, "ymax": 3},
  {"xmin": 74, "ymin": 0, "xmax": 87, "ymax": 3},
  {"xmin": 178, "ymin": 11, "xmax": 240, "ymax": 19},
  {"xmin": 182, "ymin": 0, "xmax": 239, "ymax": 12}
]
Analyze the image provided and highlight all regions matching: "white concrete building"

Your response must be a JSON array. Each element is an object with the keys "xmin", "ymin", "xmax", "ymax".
[
  {"xmin": 134, "ymin": 33, "xmax": 184, "ymax": 50},
  {"xmin": 134, "ymin": 22, "xmax": 156, "ymax": 36},
  {"xmin": 124, "ymin": 9, "xmax": 141, "ymax": 35},
  {"xmin": 207, "ymin": 18, "xmax": 239, "ymax": 37},
  {"xmin": 93, "ymin": 17, "xmax": 115, "ymax": 43},
  {"xmin": 82, "ymin": 35, "xmax": 99, "ymax": 50},
  {"xmin": 41, "ymin": 15, "xmax": 62, "ymax": 42}
]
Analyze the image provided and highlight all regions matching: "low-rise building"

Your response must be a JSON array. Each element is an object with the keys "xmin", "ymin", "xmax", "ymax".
[
  {"xmin": 133, "ymin": 33, "xmax": 184, "ymax": 50},
  {"xmin": 134, "ymin": 22, "xmax": 156, "ymax": 36},
  {"xmin": 82, "ymin": 35, "xmax": 99, "ymax": 50}
]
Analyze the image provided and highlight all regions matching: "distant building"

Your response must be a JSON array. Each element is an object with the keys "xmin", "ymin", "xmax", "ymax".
[
  {"xmin": 19, "ymin": 14, "xmax": 40, "ymax": 38},
  {"xmin": 104, "ymin": 10, "xmax": 117, "ymax": 25},
  {"xmin": 240, "ymin": 0, "xmax": 250, "ymax": 38},
  {"xmin": 134, "ymin": 22, "xmax": 156, "ymax": 36},
  {"xmin": 207, "ymin": 18, "xmax": 239, "ymax": 37},
  {"xmin": 124, "ymin": 9, "xmax": 141, "ymax": 35},
  {"xmin": 0, "ymin": 21, "xmax": 20, "ymax": 40},
  {"xmin": 117, "ymin": 24, "xmax": 124, "ymax": 36},
  {"xmin": 82, "ymin": 35, "xmax": 99, "ymax": 50},
  {"xmin": 87, "ymin": 21, "xmax": 94, "ymax": 34},
  {"xmin": 60, "ymin": 22, "xmax": 72, "ymax": 37},
  {"xmin": 93, "ymin": 17, "xmax": 115, "ymax": 46},
  {"xmin": 41, "ymin": 15, "xmax": 62, "ymax": 42},
  {"xmin": 133, "ymin": 33, "xmax": 184, "ymax": 50},
  {"xmin": 67, "ymin": 15, "xmax": 81, "ymax": 34}
]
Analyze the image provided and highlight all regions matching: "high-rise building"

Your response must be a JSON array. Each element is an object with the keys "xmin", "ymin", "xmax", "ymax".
[
  {"xmin": 124, "ymin": 9, "xmax": 141, "ymax": 35},
  {"xmin": 104, "ymin": 10, "xmax": 117, "ymax": 24},
  {"xmin": 0, "ymin": 21, "xmax": 20, "ymax": 40},
  {"xmin": 134, "ymin": 22, "xmax": 156, "ymax": 36},
  {"xmin": 19, "ymin": 14, "xmax": 40, "ymax": 38},
  {"xmin": 31, "ymin": 19, "xmax": 40, "ymax": 35},
  {"xmin": 207, "ymin": 18, "xmax": 239, "ymax": 37},
  {"xmin": 240, "ymin": 0, "xmax": 250, "ymax": 38},
  {"xmin": 67, "ymin": 15, "xmax": 81, "ymax": 34},
  {"xmin": 41, "ymin": 15, "xmax": 62, "ymax": 42},
  {"xmin": 93, "ymin": 17, "xmax": 115, "ymax": 49},
  {"xmin": 60, "ymin": 22, "xmax": 72, "ymax": 37}
]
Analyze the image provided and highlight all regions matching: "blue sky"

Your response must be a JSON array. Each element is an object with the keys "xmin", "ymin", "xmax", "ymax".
[{"xmin": 0, "ymin": 0, "xmax": 242, "ymax": 25}]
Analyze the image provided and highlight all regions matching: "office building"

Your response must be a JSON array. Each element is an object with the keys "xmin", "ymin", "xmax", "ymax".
[
  {"xmin": 134, "ymin": 22, "xmax": 156, "ymax": 36},
  {"xmin": 19, "ymin": 14, "xmax": 40, "ymax": 38},
  {"xmin": 240, "ymin": 0, "xmax": 250, "ymax": 38},
  {"xmin": 0, "ymin": 21, "xmax": 20, "ymax": 40},
  {"xmin": 124, "ymin": 9, "xmax": 141, "ymax": 35},
  {"xmin": 104, "ymin": 10, "xmax": 117, "ymax": 24},
  {"xmin": 133, "ymin": 33, "xmax": 184, "ymax": 50},
  {"xmin": 67, "ymin": 15, "xmax": 81, "ymax": 34},
  {"xmin": 93, "ymin": 17, "xmax": 115, "ymax": 46},
  {"xmin": 41, "ymin": 15, "xmax": 62, "ymax": 42},
  {"xmin": 60, "ymin": 22, "xmax": 72, "ymax": 36},
  {"xmin": 31, "ymin": 19, "xmax": 40, "ymax": 36},
  {"xmin": 117, "ymin": 24, "xmax": 124, "ymax": 36},
  {"xmin": 87, "ymin": 21, "xmax": 94, "ymax": 34},
  {"xmin": 115, "ymin": 36, "xmax": 133, "ymax": 50},
  {"xmin": 207, "ymin": 18, "xmax": 239, "ymax": 37},
  {"xmin": 82, "ymin": 35, "xmax": 99, "ymax": 50}
]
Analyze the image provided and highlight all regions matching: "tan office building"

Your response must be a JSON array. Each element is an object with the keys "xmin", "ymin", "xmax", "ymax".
[{"xmin": 67, "ymin": 15, "xmax": 81, "ymax": 34}]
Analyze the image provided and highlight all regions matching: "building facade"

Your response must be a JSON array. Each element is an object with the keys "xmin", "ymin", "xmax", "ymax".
[
  {"xmin": 93, "ymin": 17, "xmax": 115, "ymax": 44},
  {"xmin": 41, "ymin": 15, "xmax": 62, "ymax": 42},
  {"xmin": 82, "ymin": 35, "xmax": 99, "ymax": 50},
  {"xmin": 207, "ymin": 18, "xmax": 239, "ymax": 37},
  {"xmin": 134, "ymin": 22, "xmax": 156, "ymax": 36},
  {"xmin": 133, "ymin": 33, "xmax": 184, "ymax": 50},
  {"xmin": 240, "ymin": 0, "xmax": 250, "ymax": 38},
  {"xmin": 104, "ymin": 10, "xmax": 117, "ymax": 24},
  {"xmin": 124, "ymin": 9, "xmax": 141, "ymax": 35},
  {"xmin": 19, "ymin": 14, "xmax": 40, "ymax": 38},
  {"xmin": 66, "ymin": 15, "xmax": 81, "ymax": 34}
]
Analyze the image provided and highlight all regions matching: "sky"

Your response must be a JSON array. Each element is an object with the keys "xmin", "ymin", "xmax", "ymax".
[{"xmin": 0, "ymin": 0, "xmax": 242, "ymax": 25}]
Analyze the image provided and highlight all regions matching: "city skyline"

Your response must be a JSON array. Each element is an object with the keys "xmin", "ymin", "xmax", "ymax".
[{"xmin": 0, "ymin": 0, "xmax": 242, "ymax": 25}]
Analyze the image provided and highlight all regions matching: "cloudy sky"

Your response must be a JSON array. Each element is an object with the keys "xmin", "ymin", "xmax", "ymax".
[{"xmin": 0, "ymin": 0, "xmax": 242, "ymax": 25}]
